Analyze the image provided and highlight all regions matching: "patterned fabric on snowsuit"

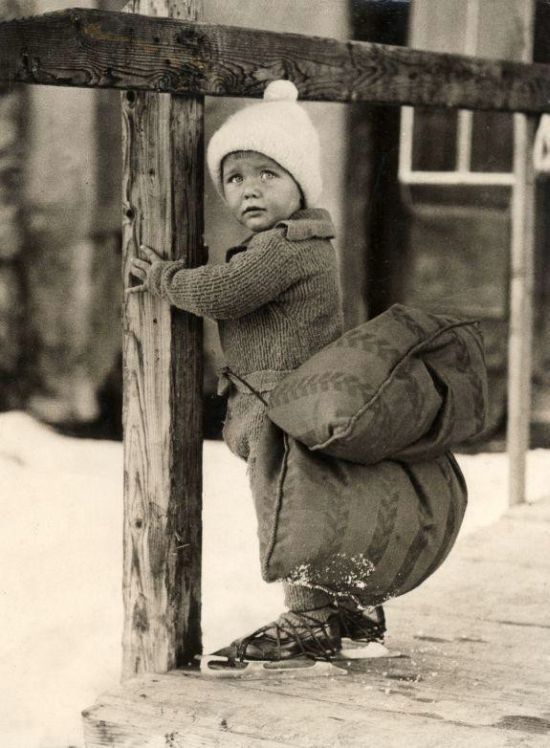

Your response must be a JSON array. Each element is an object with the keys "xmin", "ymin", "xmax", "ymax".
[
  {"xmin": 249, "ymin": 419, "xmax": 468, "ymax": 606},
  {"xmin": 267, "ymin": 304, "xmax": 489, "ymax": 464}
]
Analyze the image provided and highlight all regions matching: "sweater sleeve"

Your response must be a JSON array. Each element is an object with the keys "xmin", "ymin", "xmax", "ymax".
[{"xmin": 147, "ymin": 230, "xmax": 304, "ymax": 320}]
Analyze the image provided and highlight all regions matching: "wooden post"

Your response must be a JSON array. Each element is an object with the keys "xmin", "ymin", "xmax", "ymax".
[
  {"xmin": 121, "ymin": 0, "xmax": 204, "ymax": 678},
  {"xmin": 345, "ymin": 0, "xmax": 410, "ymax": 325},
  {"xmin": 507, "ymin": 0, "xmax": 536, "ymax": 507},
  {"xmin": 507, "ymin": 112, "xmax": 536, "ymax": 506}
]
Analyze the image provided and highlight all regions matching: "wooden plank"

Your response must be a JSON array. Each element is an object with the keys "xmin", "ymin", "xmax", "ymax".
[
  {"xmin": 121, "ymin": 0, "xmax": 204, "ymax": 679},
  {"xmin": 342, "ymin": 0, "xmax": 410, "ymax": 328},
  {"xmin": 2, "ymin": 7, "xmax": 550, "ymax": 112},
  {"xmin": 398, "ymin": 170, "xmax": 515, "ymax": 185},
  {"xmin": 84, "ymin": 502, "xmax": 550, "ymax": 746},
  {"xmin": 83, "ymin": 672, "xmax": 547, "ymax": 748},
  {"xmin": 507, "ymin": 116, "xmax": 536, "ymax": 504},
  {"xmin": 506, "ymin": 2, "xmax": 537, "ymax": 506},
  {"xmin": 82, "ymin": 657, "xmax": 550, "ymax": 748}
]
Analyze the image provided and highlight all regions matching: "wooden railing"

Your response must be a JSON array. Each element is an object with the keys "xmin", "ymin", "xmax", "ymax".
[
  {"xmin": 0, "ymin": 2, "xmax": 544, "ymax": 676},
  {"xmin": 2, "ymin": 7, "xmax": 550, "ymax": 109}
]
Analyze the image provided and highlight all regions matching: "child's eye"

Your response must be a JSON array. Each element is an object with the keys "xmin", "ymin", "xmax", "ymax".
[
  {"xmin": 260, "ymin": 170, "xmax": 276, "ymax": 181},
  {"xmin": 226, "ymin": 174, "xmax": 242, "ymax": 184}
]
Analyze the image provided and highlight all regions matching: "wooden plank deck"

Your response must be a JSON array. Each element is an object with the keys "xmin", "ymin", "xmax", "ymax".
[{"xmin": 83, "ymin": 497, "xmax": 550, "ymax": 747}]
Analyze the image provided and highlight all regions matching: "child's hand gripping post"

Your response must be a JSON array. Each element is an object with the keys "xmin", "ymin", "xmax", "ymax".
[{"xmin": 126, "ymin": 245, "xmax": 164, "ymax": 296}]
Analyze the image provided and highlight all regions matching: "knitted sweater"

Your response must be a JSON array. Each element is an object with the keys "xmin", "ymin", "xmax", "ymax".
[{"xmin": 148, "ymin": 208, "xmax": 344, "ymax": 384}]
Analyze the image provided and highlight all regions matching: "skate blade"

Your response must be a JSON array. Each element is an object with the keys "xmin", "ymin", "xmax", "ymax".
[
  {"xmin": 339, "ymin": 640, "xmax": 401, "ymax": 659},
  {"xmin": 200, "ymin": 654, "xmax": 347, "ymax": 679}
]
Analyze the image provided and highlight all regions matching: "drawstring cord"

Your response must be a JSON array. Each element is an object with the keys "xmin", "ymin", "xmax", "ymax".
[{"xmin": 221, "ymin": 366, "xmax": 269, "ymax": 407}]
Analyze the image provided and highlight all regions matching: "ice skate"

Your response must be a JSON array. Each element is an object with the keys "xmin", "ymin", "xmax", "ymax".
[
  {"xmin": 334, "ymin": 604, "xmax": 398, "ymax": 660},
  {"xmin": 337, "ymin": 604, "xmax": 386, "ymax": 643},
  {"xmin": 201, "ymin": 609, "xmax": 347, "ymax": 678}
]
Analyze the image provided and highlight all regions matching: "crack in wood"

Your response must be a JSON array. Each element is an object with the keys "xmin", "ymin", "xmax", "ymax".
[
  {"xmin": 493, "ymin": 715, "xmax": 550, "ymax": 734},
  {"xmin": 490, "ymin": 619, "xmax": 550, "ymax": 630}
]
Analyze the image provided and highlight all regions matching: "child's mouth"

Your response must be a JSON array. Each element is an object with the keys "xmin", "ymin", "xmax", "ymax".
[{"xmin": 243, "ymin": 207, "xmax": 265, "ymax": 216}]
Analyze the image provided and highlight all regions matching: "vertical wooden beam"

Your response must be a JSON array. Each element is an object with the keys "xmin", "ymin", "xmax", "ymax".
[
  {"xmin": 507, "ymin": 0, "xmax": 536, "ymax": 506},
  {"xmin": 121, "ymin": 0, "xmax": 204, "ymax": 678},
  {"xmin": 345, "ymin": 0, "xmax": 410, "ymax": 326},
  {"xmin": 507, "ymin": 112, "xmax": 536, "ymax": 506},
  {"xmin": 0, "ymin": 6, "xmax": 32, "ymax": 408}
]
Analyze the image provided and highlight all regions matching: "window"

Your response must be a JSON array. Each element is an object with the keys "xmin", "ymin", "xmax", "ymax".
[{"xmin": 399, "ymin": 0, "xmax": 531, "ymax": 186}]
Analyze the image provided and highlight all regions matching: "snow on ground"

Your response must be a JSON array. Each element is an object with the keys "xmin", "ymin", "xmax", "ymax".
[{"xmin": 0, "ymin": 410, "xmax": 548, "ymax": 748}]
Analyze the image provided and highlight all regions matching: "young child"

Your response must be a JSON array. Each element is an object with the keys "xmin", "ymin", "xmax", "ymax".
[{"xmin": 128, "ymin": 80, "xmax": 385, "ymax": 662}]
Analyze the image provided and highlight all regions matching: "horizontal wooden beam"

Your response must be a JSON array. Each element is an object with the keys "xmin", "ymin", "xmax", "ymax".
[{"xmin": 1, "ymin": 7, "xmax": 550, "ymax": 111}]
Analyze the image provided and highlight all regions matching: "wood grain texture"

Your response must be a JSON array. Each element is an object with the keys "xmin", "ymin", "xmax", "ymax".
[
  {"xmin": 507, "ymin": 114, "xmax": 537, "ymax": 504},
  {"xmin": 84, "ymin": 499, "xmax": 550, "ymax": 746},
  {"xmin": 2, "ymin": 7, "xmax": 550, "ymax": 112},
  {"xmin": 507, "ymin": 3, "xmax": 536, "ymax": 506},
  {"xmin": 121, "ymin": 0, "xmax": 204, "ymax": 680}
]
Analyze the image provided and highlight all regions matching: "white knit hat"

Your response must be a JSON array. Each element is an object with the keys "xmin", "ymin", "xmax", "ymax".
[{"xmin": 207, "ymin": 80, "xmax": 322, "ymax": 207}]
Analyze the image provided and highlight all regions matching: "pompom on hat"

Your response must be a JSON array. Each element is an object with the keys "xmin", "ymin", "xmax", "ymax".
[{"xmin": 207, "ymin": 80, "xmax": 322, "ymax": 207}]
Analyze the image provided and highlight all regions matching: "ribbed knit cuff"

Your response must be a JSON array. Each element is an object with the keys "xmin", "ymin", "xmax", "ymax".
[
  {"xmin": 147, "ymin": 259, "xmax": 187, "ymax": 297},
  {"xmin": 283, "ymin": 582, "xmax": 332, "ymax": 612}
]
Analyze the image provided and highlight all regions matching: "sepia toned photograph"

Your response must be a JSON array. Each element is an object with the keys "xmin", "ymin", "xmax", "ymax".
[{"xmin": 0, "ymin": 0, "xmax": 549, "ymax": 745}]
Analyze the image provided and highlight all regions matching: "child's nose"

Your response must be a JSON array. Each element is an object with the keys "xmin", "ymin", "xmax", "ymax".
[{"xmin": 243, "ymin": 177, "xmax": 262, "ymax": 198}]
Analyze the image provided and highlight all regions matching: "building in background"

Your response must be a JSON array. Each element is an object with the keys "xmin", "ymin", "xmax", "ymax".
[{"xmin": 346, "ymin": 0, "xmax": 550, "ymax": 445}]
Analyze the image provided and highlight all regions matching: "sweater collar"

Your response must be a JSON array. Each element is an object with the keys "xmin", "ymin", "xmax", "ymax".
[
  {"xmin": 275, "ymin": 208, "xmax": 336, "ymax": 241},
  {"xmin": 226, "ymin": 208, "xmax": 335, "ymax": 261}
]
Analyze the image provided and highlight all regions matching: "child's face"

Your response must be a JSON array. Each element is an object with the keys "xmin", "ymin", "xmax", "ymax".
[{"xmin": 222, "ymin": 151, "xmax": 302, "ymax": 233}]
